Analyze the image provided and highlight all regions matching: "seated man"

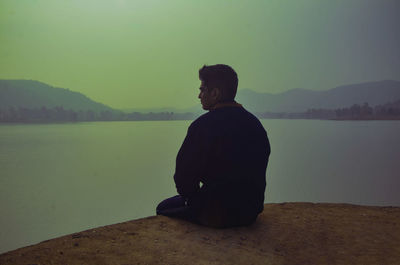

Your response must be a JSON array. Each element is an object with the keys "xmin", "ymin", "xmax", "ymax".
[{"xmin": 157, "ymin": 64, "xmax": 271, "ymax": 228}]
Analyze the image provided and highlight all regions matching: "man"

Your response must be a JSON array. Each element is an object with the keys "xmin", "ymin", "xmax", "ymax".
[{"xmin": 156, "ymin": 64, "xmax": 271, "ymax": 228}]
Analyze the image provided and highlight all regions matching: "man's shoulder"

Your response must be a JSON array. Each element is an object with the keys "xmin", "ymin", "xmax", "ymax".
[
  {"xmin": 188, "ymin": 111, "xmax": 212, "ymax": 130},
  {"xmin": 189, "ymin": 107, "xmax": 262, "ymax": 129}
]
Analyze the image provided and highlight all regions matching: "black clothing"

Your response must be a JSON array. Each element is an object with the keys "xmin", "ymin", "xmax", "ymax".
[
  {"xmin": 156, "ymin": 194, "xmax": 258, "ymax": 228},
  {"xmin": 156, "ymin": 195, "xmax": 195, "ymax": 222},
  {"xmin": 170, "ymin": 105, "xmax": 271, "ymax": 227}
]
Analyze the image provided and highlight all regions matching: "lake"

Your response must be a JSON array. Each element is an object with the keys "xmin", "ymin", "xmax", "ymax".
[{"xmin": 1, "ymin": 119, "xmax": 399, "ymax": 254}]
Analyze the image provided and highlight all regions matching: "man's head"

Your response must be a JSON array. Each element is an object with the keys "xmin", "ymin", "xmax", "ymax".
[{"xmin": 198, "ymin": 64, "xmax": 238, "ymax": 110}]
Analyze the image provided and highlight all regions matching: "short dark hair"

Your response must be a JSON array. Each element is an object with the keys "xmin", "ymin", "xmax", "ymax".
[{"xmin": 198, "ymin": 64, "xmax": 238, "ymax": 102}]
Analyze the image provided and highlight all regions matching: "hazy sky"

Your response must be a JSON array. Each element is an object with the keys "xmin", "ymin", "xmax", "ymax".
[{"xmin": 0, "ymin": 0, "xmax": 399, "ymax": 109}]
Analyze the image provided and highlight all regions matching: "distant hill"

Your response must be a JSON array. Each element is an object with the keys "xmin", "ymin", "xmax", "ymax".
[
  {"xmin": 124, "ymin": 80, "xmax": 400, "ymax": 115},
  {"xmin": 3, "ymin": 79, "xmax": 400, "ymax": 117},
  {"xmin": 235, "ymin": 80, "xmax": 400, "ymax": 113},
  {"xmin": 121, "ymin": 105, "xmax": 205, "ymax": 115},
  {"xmin": 121, "ymin": 107, "xmax": 185, "ymax": 113},
  {"xmin": 0, "ymin": 80, "xmax": 115, "ymax": 112}
]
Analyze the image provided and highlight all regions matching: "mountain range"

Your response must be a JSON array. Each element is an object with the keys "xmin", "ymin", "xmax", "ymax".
[
  {"xmin": 0, "ymin": 80, "xmax": 114, "ymax": 112},
  {"xmin": 236, "ymin": 80, "xmax": 400, "ymax": 113},
  {"xmin": 1, "ymin": 79, "xmax": 400, "ymax": 114}
]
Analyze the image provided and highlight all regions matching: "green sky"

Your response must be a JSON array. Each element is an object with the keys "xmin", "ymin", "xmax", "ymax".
[{"xmin": 0, "ymin": 0, "xmax": 399, "ymax": 109}]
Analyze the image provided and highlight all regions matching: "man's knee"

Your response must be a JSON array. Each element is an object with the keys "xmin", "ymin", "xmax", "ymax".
[{"xmin": 156, "ymin": 195, "xmax": 188, "ymax": 216}]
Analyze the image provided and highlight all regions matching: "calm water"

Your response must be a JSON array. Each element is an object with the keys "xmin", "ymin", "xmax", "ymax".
[{"xmin": 1, "ymin": 120, "xmax": 399, "ymax": 253}]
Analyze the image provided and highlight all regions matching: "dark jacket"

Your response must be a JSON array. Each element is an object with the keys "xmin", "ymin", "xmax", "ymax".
[{"xmin": 173, "ymin": 104, "xmax": 271, "ymax": 226}]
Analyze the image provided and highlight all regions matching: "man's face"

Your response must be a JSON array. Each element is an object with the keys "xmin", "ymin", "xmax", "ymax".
[{"xmin": 198, "ymin": 81, "xmax": 219, "ymax": 110}]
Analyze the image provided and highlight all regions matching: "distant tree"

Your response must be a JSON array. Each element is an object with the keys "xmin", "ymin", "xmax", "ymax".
[
  {"xmin": 86, "ymin": 110, "xmax": 96, "ymax": 121},
  {"xmin": 40, "ymin": 106, "xmax": 50, "ymax": 121},
  {"xmin": 349, "ymin": 104, "xmax": 361, "ymax": 118},
  {"xmin": 100, "ymin": 111, "xmax": 113, "ymax": 121},
  {"xmin": 360, "ymin": 102, "xmax": 373, "ymax": 118}
]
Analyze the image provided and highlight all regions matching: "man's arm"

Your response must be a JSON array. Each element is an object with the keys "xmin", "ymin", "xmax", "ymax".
[{"xmin": 173, "ymin": 124, "xmax": 202, "ymax": 198}]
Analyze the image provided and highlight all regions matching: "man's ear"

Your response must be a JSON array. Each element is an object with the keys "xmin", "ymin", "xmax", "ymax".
[{"xmin": 212, "ymin": 87, "xmax": 221, "ymax": 100}]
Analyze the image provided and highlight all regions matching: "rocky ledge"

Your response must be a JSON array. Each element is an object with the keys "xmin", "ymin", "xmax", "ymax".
[{"xmin": 1, "ymin": 203, "xmax": 400, "ymax": 265}]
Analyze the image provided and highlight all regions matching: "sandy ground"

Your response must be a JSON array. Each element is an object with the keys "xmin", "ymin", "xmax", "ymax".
[{"xmin": 1, "ymin": 202, "xmax": 400, "ymax": 265}]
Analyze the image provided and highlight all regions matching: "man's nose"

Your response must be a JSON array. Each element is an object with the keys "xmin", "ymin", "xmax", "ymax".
[{"xmin": 198, "ymin": 92, "xmax": 202, "ymax": 99}]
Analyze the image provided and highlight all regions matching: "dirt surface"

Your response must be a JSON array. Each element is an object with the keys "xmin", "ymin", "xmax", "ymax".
[{"xmin": 1, "ymin": 202, "xmax": 400, "ymax": 265}]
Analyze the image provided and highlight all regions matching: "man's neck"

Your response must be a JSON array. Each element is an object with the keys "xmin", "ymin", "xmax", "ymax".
[{"xmin": 211, "ymin": 101, "xmax": 243, "ymax": 110}]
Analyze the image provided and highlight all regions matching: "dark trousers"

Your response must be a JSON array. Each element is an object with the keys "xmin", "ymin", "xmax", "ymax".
[
  {"xmin": 156, "ymin": 195, "xmax": 196, "ymax": 223},
  {"xmin": 156, "ymin": 194, "xmax": 258, "ymax": 228}
]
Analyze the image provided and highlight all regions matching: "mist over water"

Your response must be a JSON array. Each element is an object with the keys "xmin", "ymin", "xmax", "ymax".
[{"xmin": 0, "ymin": 120, "xmax": 399, "ymax": 253}]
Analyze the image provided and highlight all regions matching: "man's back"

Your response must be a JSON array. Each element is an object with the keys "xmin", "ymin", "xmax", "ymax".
[
  {"xmin": 174, "ymin": 105, "xmax": 271, "ymax": 227},
  {"xmin": 157, "ymin": 64, "xmax": 271, "ymax": 228}
]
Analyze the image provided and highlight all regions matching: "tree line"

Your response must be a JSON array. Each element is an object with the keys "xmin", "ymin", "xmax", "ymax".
[
  {"xmin": 1, "ymin": 100, "xmax": 399, "ymax": 123},
  {"xmin": 0, "ymin": 106, "xmax": 195, "ymax": 123},
  {"xmin": 257, "ymin": 100, "xmax": 400, "ymax": 120}
]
